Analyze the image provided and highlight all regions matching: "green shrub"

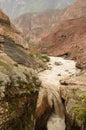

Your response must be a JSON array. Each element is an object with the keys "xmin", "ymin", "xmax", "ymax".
[
  {"xmin": 0, "ymin": 60, "xmax": 7, "ymax": 66},
  {"xmin": 39, "ymin": 62, "xmax": 45, "ymax": 68},
  {"xmin": 29, "ymin": 52, "xmax": 35, "ymax": 58},
  {"xmin": 26, "ymin": 38, "xmax": 36, "ymax": 48},
  {"xmin": 42, "ymin": 55, "xmax": 50, "ymax": 62},
  {"xmin": 35, "ymin": 52, "xmax": 42, "ymax": 59},
  {"xmin": 35, "ymin": 53, "xmax": 50, "ymax": 62},
  {"xmin": 73, "ymin": 103, "xmax": 86, "ymax": 122}
]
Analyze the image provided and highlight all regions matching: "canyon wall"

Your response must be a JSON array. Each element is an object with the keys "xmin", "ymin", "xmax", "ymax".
[{"xmin": 0, "ymin": 9, "xmax": 41, "ymax": 130}]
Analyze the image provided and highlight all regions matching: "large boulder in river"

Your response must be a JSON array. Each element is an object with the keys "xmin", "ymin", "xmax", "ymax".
[
  {"xmin": 0, "ymin": 9, "xmax": 41, "ymax": 130},
  {"xmin": 60, "ymin": 71, "xmax": 86, "ymax": 130}
]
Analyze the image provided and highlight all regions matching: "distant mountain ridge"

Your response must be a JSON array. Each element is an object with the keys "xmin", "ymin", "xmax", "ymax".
[
  {"xmin": 14, "ymin": 9, "xmax": 64, "ymax": 42},
  {"xmin": 0, "ymin": 0, "xmax": 75, "ymax": 19}
]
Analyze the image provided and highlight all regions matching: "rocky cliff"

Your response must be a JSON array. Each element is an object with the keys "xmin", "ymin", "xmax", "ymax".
[
  {"xmin": 0, "ymin": 9, "xmax": 43, "ymax": 69},
  {"xmin": 0, "ymin": 9, "xmax": 41, "ymax": 130},
  {"xmin": 60, "ymin": 70, "xmax": 86, "ymax": 130}
]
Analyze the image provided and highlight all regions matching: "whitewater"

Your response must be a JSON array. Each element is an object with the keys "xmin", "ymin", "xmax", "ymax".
[{"xmin": 38, "ymin": 56, "xmax": 79, "ymax": 130}]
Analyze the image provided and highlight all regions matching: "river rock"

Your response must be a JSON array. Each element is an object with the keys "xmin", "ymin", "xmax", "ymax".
[{"xmin": 55, "ymin": 61, "xmax": 62, "ymax": 66}]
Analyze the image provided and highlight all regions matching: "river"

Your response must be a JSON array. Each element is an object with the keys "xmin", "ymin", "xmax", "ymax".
[{"xmin": 36, "ymin": 56, "xmax": 80, "ymax": 130}]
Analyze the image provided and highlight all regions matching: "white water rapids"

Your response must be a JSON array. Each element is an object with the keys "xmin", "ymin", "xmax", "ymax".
[{"xmin": 38, "ymin": 56, "xmax": 79, "ymax": 130}]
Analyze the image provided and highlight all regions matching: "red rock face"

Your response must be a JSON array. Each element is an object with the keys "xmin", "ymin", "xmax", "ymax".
[
  {"xmin": 14, "ymin": 0, "xmax": 86, "ymax": 69},
  {"xmin": 14, "ymin": 0, "xmax": 86, "ymax": 43},
  {"xmin": 39, "ymin": 16, "xmax": 86, "ymax": 69},
  {"xmin": 38, "ymin": 0, "xmax": 86, "ymax": 69},
  {"xmin": 61, "ymin": 0, "xmax": 86, "ymax": 21}
]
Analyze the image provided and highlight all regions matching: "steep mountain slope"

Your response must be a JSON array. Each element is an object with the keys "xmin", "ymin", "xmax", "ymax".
[
  {"xmin": 38, "ymin": 0, "xmax": 86, "ymax": 69},
  {"xmin": 14, "ymin": 0, "xmax": 86, "ymax": 43},
  {"xmin": 0, "ymin": 8, "xmax": 41, "ymax": 68},
  {"xmin": 39, "ymin": 16, "xmax": 86, "ymax": 69},
  {"xmin": 0, "ymin": 0, "xmax": 75, "ymax": 19},
  {"xmin": 0, "ymin": 9, "xmax": 41, "ymax": 130},
  {"xmin": 61, "ymin": 0, "xmax": 86, "ymax": 21},
  {"xmin": 14, "ymin": 9, "xmax": 64, "ymax": 42}
]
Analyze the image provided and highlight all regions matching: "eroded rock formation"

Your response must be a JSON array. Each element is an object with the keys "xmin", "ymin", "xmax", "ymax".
[
  {"xmin": 0, "ymin": 9, "xmax": 41, "ymax": 130},
  {"xmin": 0, "ymin": 65, "xmax": 40, "ymax": 130},
  {"xmin": 35, "ymin": 84, "xmax": 65, "ymax": 130},
  {"xmin": 60, "ymin": 71, "xmax": 86, "ymax": 130}
]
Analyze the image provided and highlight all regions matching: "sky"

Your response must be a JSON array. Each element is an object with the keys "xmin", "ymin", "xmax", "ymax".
[{"xmin": 0, "ymin": 0, "xmax": 76, "ymax": 19}]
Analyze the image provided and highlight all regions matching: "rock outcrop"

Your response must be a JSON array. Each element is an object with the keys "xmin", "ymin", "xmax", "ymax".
[
  {"xmin": 0, "ymin": 9, "xmax": 41, "ymax": 130},
  {"xmin": 0, "ymin": 62, "xmax": 40, "ymax": 130},
  {"xmin": 0, "ymin": 9, "xmax": 42, "ymax": 69},
  {"xmin": 60, "ymin": 71, "xmax": 86, "ymax": 130},
  {"xmin": 61, "ymin": 0, "xmax": 86, "ymax": 21},
  {"xmin": 0, "ymin": 9, "xmax": 28, "ymax": 49}
]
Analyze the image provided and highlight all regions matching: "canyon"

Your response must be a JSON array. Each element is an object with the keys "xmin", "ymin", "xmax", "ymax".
[
  {"xmin": 39, "ymin": 0, "xmax": 86, "ymax": 69},
  {"xmin": 0, "ymin": 0, "xmax": 86, "ymax": 130},
  {"xmin": 14, "ymin": 9, "xmax": 64, "ymax": 42},
  {"xmin": 14, "ymin": 0, "xmax": 86, "ymax": 47},
  {"xmin": 39, "ymin": 16, "xmax": 86, "ymax": 69},
  {"xmin": 36, "ymin": 56, "xmax": 79, "ymax": 130}
]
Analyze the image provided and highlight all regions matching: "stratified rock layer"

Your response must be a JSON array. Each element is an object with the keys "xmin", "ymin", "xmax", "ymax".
[{"xmin": 0, "ymin": 9, "xmax": 41, "ymax": 130}]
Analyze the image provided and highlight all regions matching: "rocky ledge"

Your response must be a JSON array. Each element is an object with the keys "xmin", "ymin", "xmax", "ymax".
[
  {"xmin": 0, "ymin": 9, "xmax": 41, "ymax": 130},
  {"xmin": 60, "ymin": 71, "xmax": 86, "ymax": 130}
]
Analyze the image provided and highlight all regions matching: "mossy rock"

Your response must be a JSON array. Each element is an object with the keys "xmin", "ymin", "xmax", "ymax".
[
  {"xmin": 0, "ymin": 65, "xmax": 40, "ymax": 130},
  {"xmin": 73, "ymin": 103, "xmax": 86, "ymax": 122},
  {"xmin": 72, "ymin": 94, "xmax": 86, "ymax": 123}
]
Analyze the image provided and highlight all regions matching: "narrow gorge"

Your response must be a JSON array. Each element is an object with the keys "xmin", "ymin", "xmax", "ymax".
[
  {"xmin": 0, "ymin": 0, "xmax": 86, "ymax": 130},
  {"xmin": 35, "ymin": 56, "xmax": 80, "ymax": 130}
]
